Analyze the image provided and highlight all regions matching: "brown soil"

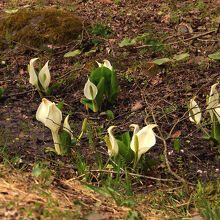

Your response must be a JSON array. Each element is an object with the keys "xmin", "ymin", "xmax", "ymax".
[{"xmin": 0, "ymin": 0, "xmax": 219, "ymax": 219}]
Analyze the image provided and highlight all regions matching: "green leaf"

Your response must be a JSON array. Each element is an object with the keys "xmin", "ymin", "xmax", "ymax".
[
  {"xmin": 85, "ymin": 49, "xmax": 96, "ymax": 56},
  {"xmin": 57, "ymin": 100, "xmax": 64, "ymax": 111},
  {"xmin": 121, "ymin": 131, "xmax": 131, "ymax": 147},
  {"xmin": 87, "ymin": 66, "xmax": 120, "ymax": 111},
  {"xmin": 109, "ymin": 69, "xmax": 120, "ymax": 102},
  {"xmin": 211, "ymin": 114, "xmax": 220, "ymax": 145},
  {"xmin": 174, "ymin": 138, "xmax": 181, "ymax": 153},
  {"xmin": 153, "ymin": 58, "xmax": 171, "ymax": 65},
  {"xmin": 117, "ymin": 139, "xmax": 134, "ymax": 164},
  {"xmin": 173, "ymin": 53, "xmax": 190, "ymax": 61},
  {"xmin": 119, "ymin": 37, "xmax": 136, "ymax": 47},
  {"xmin": 46, "ymin": 79, "xmax": 63, "ymax": 95},
  {"xmin": 59, "ymin": 130, "xmax": 71, "ymax": 155},
  {"xmin": 208, "ymin": 52, "xmax": 220, "ymax": 60},
  {"xmin": 81, "ymin": 98, "xmax": 93, "ymax": 111},
  {"xmin": 64, "ymin": 50, "xmax": 81, "ymax": 58},
  {"xmin": 5, "ymin": 9, "xmax": 18, "ymax": 14},
  {"xmin": 32, "ymin": 164, "xmax": 42, "ymax": 177},
  {"xmin": 134, "ymin": 33, "xmax": 150, "ymax": 41},
  {"xmin": 106, "ymin": 110, "xmax": 114, "ymax": 119},
  {"xmin": 95, "ymin": 77, "xmax": 105, "ymax": 111},
  {"xmin": 0, "ymin": 87, "xmax": 6, "ymax": 98}
]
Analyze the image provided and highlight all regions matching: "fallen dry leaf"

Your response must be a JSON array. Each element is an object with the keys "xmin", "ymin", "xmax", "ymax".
[
  {"xmin": 171, "ymin": 130, "xmax": 181, "ymax": 138},
  {"xmin": 131, "ymin": 101, "xmax": 143, "ymax": 112},
  {"xmin": 19, "ymin": 132, "xmax": 25, "ymax": 138},
  {"xmin": 19, "ymin": 69, "xmax": 24, "ymax": 75}
]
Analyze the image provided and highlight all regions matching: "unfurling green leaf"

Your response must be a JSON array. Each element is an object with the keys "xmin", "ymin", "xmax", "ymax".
[
  {"xmin": 173, "ymin": 53, "xmax": 189, "ymax": 61},
  {"xmin": 153, "ymin": 58, "xmax": 171, "ymax": 65},
  {"xmin": 106, "ymin": 110, "xmax": 114, "ymax": 119},
  {"xmin": 174, "ymin": 138, "xmax": 181, "ymax": 153},
  {"xmin": 64, "ymin": 50, "xmax": 81, "ymax": 58},
  {"xmin": 208, "ymin": 52, "xmax": 220, "ymax": 60},
  {"xmin": 119, "ymin": 37, "xmax": 136, "ymax": 47}
]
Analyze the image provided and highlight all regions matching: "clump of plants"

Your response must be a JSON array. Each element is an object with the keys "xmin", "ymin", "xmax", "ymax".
[
  {"xmin": 28, "ymin": 58, "xmax": 63, "ymax": 96},
  {"xmin": 189, "ymin": 83, "xmax": 220, "ymax": 150},
  {"xmin": 105, "ymin": 124, "xmax": 157, "ymax": 169},
  {"xmin": 36, "ymin": 98, "xmax": 87, "ymax": 155},
  {"xmin": 0, "ymin": 9, "xmax": 82, "ymax": 48},
  {"xmin": 81, "ymin": 60, "xmax": 120, "ymax": 112}
]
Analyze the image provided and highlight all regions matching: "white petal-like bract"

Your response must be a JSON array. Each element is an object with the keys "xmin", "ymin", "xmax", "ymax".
[
  {"xmin": 96, "ymin": 59, "xmax": 113, "ymax": 71},
  {"xmin": 84, "ymin": 78, "xmax": 98, "ymax": 100},
  {"xmin": 130, "ymin": 124, "xmax": 157, "ymax": 160},
  {"xmin": 45, "ymin": 103, "xmax": 62, "ymax": 133},
  {"xmin": 36, "ymin": 98, "xmax": 62, "ymax": 133},
  {"xmin": 29, "ymin": 58, "xmax": 39, "ymax": 89},
  {"xmin": 36, "ymin": 98, "xmax": 52, "ymax": 124},
  {"xmin": 107, "ymin": 126, "xmax": 119, "ymax": 157},
  {"xmin": 207, "ymin": 83, "xmax": 219, "ymax": 121},
  {"xmin": 38, "ymin": 61, "xmax": 51, "ymax": 92},
  {"xmin": 213, "ymin": 104, "xmax": 220, "ymax": 123},
  {"xmin": 189, "ymin": 98, "xmax": 202, "ymax": 124},
  {"xmin": 63, "ymin": 114, "xmax": 73, "ymax": 139}
]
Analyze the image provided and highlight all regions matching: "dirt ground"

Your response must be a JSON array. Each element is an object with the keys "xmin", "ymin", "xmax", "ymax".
[{"xmin": 0, "ymin": 0, "xmax": 219, "ymax": 219}]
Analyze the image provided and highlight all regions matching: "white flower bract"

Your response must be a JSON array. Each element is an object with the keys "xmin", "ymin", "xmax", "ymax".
[
  {"xmin": 189, "ymin": 97, "xmax": 202, "ymax": 124},
  {"xmin": 28, "ymin": 58, "xmax": 51, "ymax": 91},
  {"xmin": 63, "ymin": 114, "xmax": 73, "ymax": 139},
  {"xmin": 130, "ymin": 124, "xmax": 157, "ymax": 161},
  {"xmin": 84, "ymin": 78, "xmax": 98, "ymax": 100},
  {"xmin": 207, "ymin": 83, "xmax": 219, "ymax": 122},
  {"xmin": 38, "ymin": 61, "xmax": 51, "ymax": 92},
  {"xmin": 36, "ymin": 98, "xmax": 62, "ymax": 154},
  {"xmin": 107, "ymin": 126, "xmax": 119, "ymax": 157},
  {"xmin": 96, "ymin": 59, "xmax": 113, "ymax": 71},
  {"xmin": 29, "ymin": 58, "xmax": 39, "ymax": 89}
]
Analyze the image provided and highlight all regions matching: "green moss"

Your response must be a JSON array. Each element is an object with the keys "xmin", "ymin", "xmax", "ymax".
[{"xmin": 0, "ymin": 9, "xmax": 82, "ymax": 48}]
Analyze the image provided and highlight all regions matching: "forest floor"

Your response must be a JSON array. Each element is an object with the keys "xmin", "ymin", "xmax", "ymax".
[{"xmin": 0, "ymin": 0, "xmax": 219, "ymax": 219}]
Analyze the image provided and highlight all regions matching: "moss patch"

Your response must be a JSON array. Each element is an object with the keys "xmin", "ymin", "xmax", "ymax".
[{"xmin": 0, "ymin": 9, "xmax": 82, "ymax": 48}]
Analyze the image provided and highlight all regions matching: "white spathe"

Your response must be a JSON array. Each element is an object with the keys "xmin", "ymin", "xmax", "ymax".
[
  {"xmin": 96, "ymin": 59, "xmax": 113, "ymax": 71},
  {"xmin": 107, "ymin": 126, "xmax": 119, "ymax": 157},
  {"xmin": 29, "ymin": 58, "xmax": 51, "ymax": 91},
  {"xmin": 63, "ymin": 114, "xmax": 73, "ymax": 139},
  {"xmin": 207, "ymin": 83, "xmax": 219, "ymax": 121},
  {"xmin": 29, "ymin": 58, "xmax": 39, "ymax": 89},
  {"xmin": 130, "ymin": 124, "xmax": 157, "ymax": 161},
  {"xmin": 189, "ymin": 97, "xmax": 202, "ymax": 124},
  {"xmin": 36, "ymin": 98, "xmax": 62, "ymax": 133},
  {"xmin": 38, "ymin": 61, "xmax": 51, "ymax": 92},
  {"xmin": 36, "ymin": 98, "xmax": 62, "ymax": 154},
  {"xmin": 84, "ymin": 78, "xmax": 98, "ymax": 100},
  {"xmin": 214, "ymin": 104, "xmax": 220, "ymax": 123}
]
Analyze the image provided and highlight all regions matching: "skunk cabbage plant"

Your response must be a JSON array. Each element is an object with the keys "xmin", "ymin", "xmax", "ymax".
[
  {"xmin": 29, "ymin": 58, "xmax": 51, "ymax": 92},
  {"xmin": 106, "ymin": 126, "xmax": 119, "ymax": 157},
  {"xmin": 36, "ymin": 98, "xmax": 73, "ymax": 155},
  {"xmin": 189, "ymin": 97, "xmax": 202, "ymax": 124},
  {"xmin": 105, "ymin": 124, "xmax": 157, "ymax": 167},
  {"xmin": 81, "ymin": 60, "xmax": 120, "ymax": 112},
  {"xmin": 130, "ymin": 124, "xmax": 157, "ymax": 163},
  {"xmin": 84, "ymin": 78, "xmax": 98, "ymax": 100},
  {"xmin": 96, "ymin": 59, "xmax": 113, "ymax": 71},
  {"xmin": 28, "ymin": 58, "xmax": 63, "ymax": 96},
  {"xmin": 207, "ymin": 83, "xmax": 219, "ymax": 122},
  {"xmin": 189, "ymin": 83, "xmax": 220, "ymax": 149}
]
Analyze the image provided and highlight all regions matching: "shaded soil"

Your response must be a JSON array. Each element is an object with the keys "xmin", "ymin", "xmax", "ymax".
[{"xmin": 0, "ymin": 0, "xmax": 219, "ymax": 219}]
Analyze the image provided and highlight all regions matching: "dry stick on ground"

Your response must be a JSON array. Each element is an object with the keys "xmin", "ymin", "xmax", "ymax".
[
  {"xmin": 89, "ymin": 169, "xmax": 186, "ymax": 183},
  {"xmin": 142, "ymin": 94, "xmax": 195, "ymax": 185},
  {"xmin": 150, "ymin": 103, "xmax": 208, "ymax": 185},
  {"xmin": 150, "ymin": 110, "xmax": 190, "ymax": 185},
  {"xmin": 131, "ymin": 75, "xmax": 190, "ymax": 184},
  {"xmin": 136, "ymin": 29, "xmax": 217, "ymax": 49}
]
